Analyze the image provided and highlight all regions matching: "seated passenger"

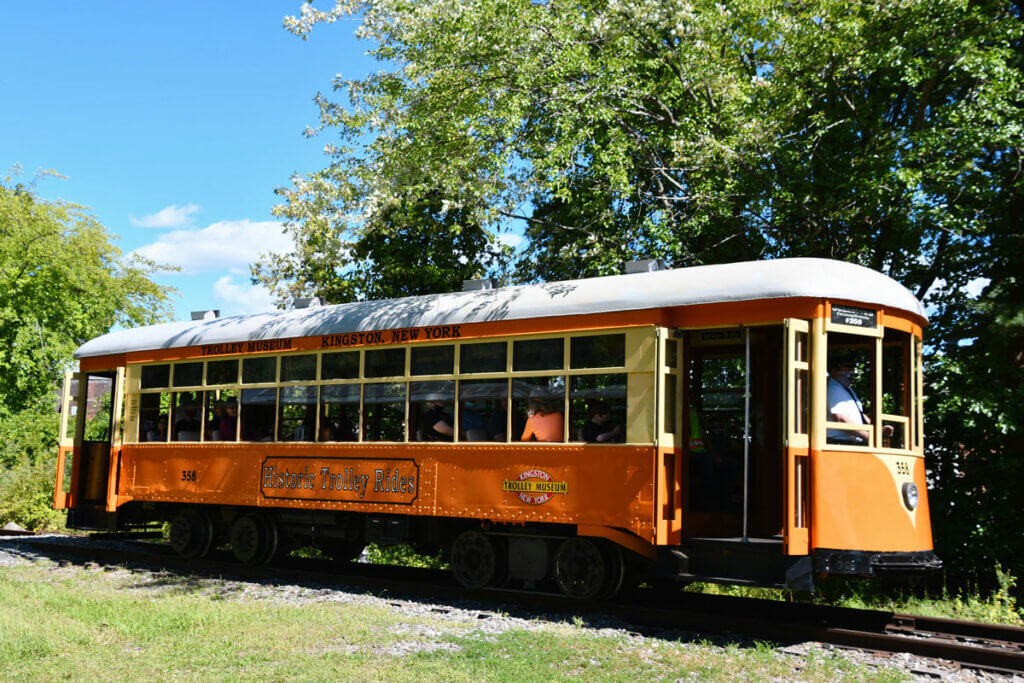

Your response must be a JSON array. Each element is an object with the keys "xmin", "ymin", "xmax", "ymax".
[
  {"xmin": 520, "ymin": 399, "xmax": 563, "ymax": 442},
  {"xmin": 334, "ymin": 411, "xmax": 357, "ymax": 441},
  {"xmin": 207, "ymin": 402, "xmax": 225, "ymax": 438},
  {"xmin": 293, "ymin": 415, "xmax": 316, "ymax": 441},
  {"xmin": 175, "ymin": 406, "xmax": 201, "ymax": 438},
  {"xmin": 827, "ymin": 353, "xmax": 893, "ymax": 445},
  {"xmin": 486, "ymin": 399, "xmax": 508, "ymax": 442},
  {"xmin": 217, "ymin": 402, "xmax": 238, "ymax": 441},
  {"xmin": 581, "ymin": 401, "xmax": 624, "ymax": 443},
  {"xmin": 146, "ymin": 416, "xmax": 168, "ymax": 442},
  {"xmin": 460, "ymin": 402, "xmax": 488, "ymax": 441},
  {"xmin": 419, "ymin": 400, "xmax": 454, "ymax": 442}
]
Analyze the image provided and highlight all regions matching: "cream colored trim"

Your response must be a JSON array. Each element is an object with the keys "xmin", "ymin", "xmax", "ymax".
[
  {"xmin": 810, "ymin": 317, "xmax": 827, "ymax": 451},
  {"xmin": 58, "ymin": 370, "xmax": 74, "ymax": 448},
  {"xmin": 873, "ymin": 336, "xmax": 883, "ymax": 448},
  {"xmin": 915, "ymin": 337, "xmax": 925, "ymax": 453},
  {"xmin": 825, "ymin": 421, "xmax": 875, "ymax": 448},
  {"xmin": 825, "ymin": 319, "xmax": 884, "ymax": 338},
  {"xmin": 123, "ymin": 365, "xmax": 141, "ymax": 444},
  {"xmin": 784, "ymin": 319, "xmax": 811, "ymax": 449},
  {"xmin": 72, "ymin": 372, "xmax": 88, "ymax": 445},
  {"xmin": 110, "ymin": 368, "xmax": 126, "ymax": 450}
]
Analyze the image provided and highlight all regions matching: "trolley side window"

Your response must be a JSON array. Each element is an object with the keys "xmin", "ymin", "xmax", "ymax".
[
  {"xmin": 123, "ymin": 326, "xmax": 641, "ymax": 445},
  {"xmin": 570, "ymin": 373, "xmax": 627, "ymax": 443},
  {"xmin": 823, "ymin": 320, "xmax": 917, "ymax": 452},
  {"xmin": 363, "ymin": 382, "xmax": 406, "ymax": 441}
]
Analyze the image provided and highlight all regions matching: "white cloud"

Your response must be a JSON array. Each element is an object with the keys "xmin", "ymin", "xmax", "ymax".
[
  {"xmin": 132, "ymin": 219, "xmax": 291, "ymax": 274},
  {"xmin": 965, "ymin": 277, "xmax": 990, "ymax": 298},
  {"xmin": 212, "ymin": 275, "xmax": 276, "ymax": 315},
  {"xmin": 497, "ymin": 230, "xmax": 525, "ymax": 249},
  {"xmin": 130, "ymin": 203, "xmax": 201, "ymax": 229}
]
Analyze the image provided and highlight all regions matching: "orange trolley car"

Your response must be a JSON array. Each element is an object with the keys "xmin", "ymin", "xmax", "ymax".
[{"xmin": 54, "ymin": 258, "xmax": 940, "ymax": 596}]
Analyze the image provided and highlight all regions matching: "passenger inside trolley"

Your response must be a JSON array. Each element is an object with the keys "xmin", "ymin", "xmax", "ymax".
[
  {"xmin": 581, "ymin": 401, "xmax": 624, "ymax": 443},
  {"xmin": 520, "ymin": 398, "xmax": 564, "ymax": 442}
]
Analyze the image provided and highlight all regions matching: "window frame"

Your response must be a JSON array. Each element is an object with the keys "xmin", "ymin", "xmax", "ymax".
[
  {"xmin": 820, "ymin": 306, "xmax": 922, "ymax": 456},
  {"xmin": 124, "ymin": 327, "xmax": 642, "ymax": 446}
]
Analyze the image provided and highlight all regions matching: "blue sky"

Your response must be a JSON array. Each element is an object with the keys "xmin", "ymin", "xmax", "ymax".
[{"xmin": 2, "ymin": 2, "xmax": 375, "ymax": 320}]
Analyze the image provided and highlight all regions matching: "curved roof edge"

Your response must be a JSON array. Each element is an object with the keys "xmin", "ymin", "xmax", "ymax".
[{"xmin": 75, "ymin": 258, "xmax": 926, "ymax": 359}]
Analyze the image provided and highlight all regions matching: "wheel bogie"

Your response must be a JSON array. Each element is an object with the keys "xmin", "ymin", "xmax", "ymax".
[
  {"xmin": 168, "ymin": 508, "xmax": 213, "ymax": 559},
  {"xmin": 159, "ymin": 505, "xmax": 641, "ymax": 598}
]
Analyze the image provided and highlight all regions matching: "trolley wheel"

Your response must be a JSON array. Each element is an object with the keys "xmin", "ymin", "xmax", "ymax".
[
  {"xmin": 229, "ymin": 513, "xmax": 278, "ymax": 565},
  {"xmin": 168, "ymin": 508, "xmax": 213, "ymax": 559},
  {"xmin": 554, "ymin": 537, "xmax": 618, "ymax": 599},
  {"xmin": 451, "ymin": 530, "xmax": 501, "ymax": 589}
]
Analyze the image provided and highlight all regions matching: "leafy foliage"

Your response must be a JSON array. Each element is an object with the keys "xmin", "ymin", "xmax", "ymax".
[
  {"xmin": 0, "ymin": 172, "xmax": 173, "ymax": 416},
  {"xmin": 0, "ymin": 171, "xmax": 173, "ymax": 529},
  {"xmin": 273, "ymin": 0, "xmax": 1021, "ymax": 289},
  {"xmin": 0, "ymin": 456, "xmax": 67, "ymax": 531},
  {"xmin": 365, "ymin": 543, "xmax": 448, "ymax": 569},
  {"xmin": 256, "ymin": 188, "xmax": 506, "ymax": 304},
  {"xmin": 274, "ymin": 0, "xmax": 1023, "ymax": 594},
  {"xmin": 0, "ymin": 409, "xmax": 58, "ymax": 470}
]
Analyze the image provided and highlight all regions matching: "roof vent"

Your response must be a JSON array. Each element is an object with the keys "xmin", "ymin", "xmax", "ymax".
[
  {"xmin": 191, "ymin": 310, "xmax": 220, "ymax": 321},
  {"xmin": 463, "ymin": 278, "xmax": 496, "ymax": 292},
  {"xmin": 624, "ymin": 258, "xmax": 667, "ymax": 274},
  {"xmin": 294, "ymin": 297, "xmax": 326, "ymax": 309}
]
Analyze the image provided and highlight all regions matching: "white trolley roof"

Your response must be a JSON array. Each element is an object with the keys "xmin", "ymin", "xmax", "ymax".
[{"xmin": 75, "ymin": 258, "xmax": 925, "ymax": 359}]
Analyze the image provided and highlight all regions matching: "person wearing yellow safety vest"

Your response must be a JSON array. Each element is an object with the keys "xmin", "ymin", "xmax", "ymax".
[{"xmin": 688, "ymin": 407, "xmax": 707, "ymax": 454}]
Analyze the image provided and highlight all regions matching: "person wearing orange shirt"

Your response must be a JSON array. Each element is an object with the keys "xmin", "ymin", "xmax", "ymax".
[{"xmin": 520, "ymin": 399, "xmax": 564, "ymax": 442}]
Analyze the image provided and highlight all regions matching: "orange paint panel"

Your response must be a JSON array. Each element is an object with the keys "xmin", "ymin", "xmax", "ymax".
[
  {"xmin": 663, "ymin": 298, "xmax": 824, "ymax": 328},
  {"xmin": 655, "ymin": 447, "xmax": 683, "ymax": 545},
  {"xmin": 784, "ymin": 446, "xmax": 810, "ymax": 555},
  {"xmin": 578, "ymin": 524, "xmax": 655, "ymax": 559},
  {"xmin": 53, "ymin": 446, "xmax": 73, "ymax": 510},
  {"xmin": 122, "ymin": 443, "xmax": 657, "ymax": 541},
  {"xmin": 879, "ymin": 313, "xmax": 923, "ymax": 337},
  {"xmin": 80, "ymin": 355, "xmax": 126, "ymax": 372},
  {"xmin": 810, "ymin": 449, "xmax": 933, "ymax": 552}
]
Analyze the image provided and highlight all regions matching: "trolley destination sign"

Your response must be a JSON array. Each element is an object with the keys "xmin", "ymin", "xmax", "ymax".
[
  {"xmin": 831, "ymin": 305, "xmax": 878, "ymax": 328},
  {"xmin": 320, "ymin": 324, "xmax": 463, "ymax": 349},
  {"xmin": 260, "ymin": 456, "xmax": 418, "ymax": 505},
  {"xmin": 196, "ymin": 324, "xmax": 464, "ymax": 358}
]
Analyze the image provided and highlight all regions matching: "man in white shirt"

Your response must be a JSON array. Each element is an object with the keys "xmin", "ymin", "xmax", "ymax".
[{"xmin": 827, "ymin": 352, "xmax": 892, "ymax": 445}]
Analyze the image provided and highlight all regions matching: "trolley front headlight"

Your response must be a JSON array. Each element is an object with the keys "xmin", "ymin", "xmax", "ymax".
[{"xmin": 902, "ymin": 482, "xmax": 919, "ymax": 511}]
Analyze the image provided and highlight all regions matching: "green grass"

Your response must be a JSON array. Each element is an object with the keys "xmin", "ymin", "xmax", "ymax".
[
  {"xmin": 686, "ymin": 569, "xmax": 1024, "ymax": 627},
  {"xmin": 0, "ymin": 561, "xmax": 901, "ymax": 681}
]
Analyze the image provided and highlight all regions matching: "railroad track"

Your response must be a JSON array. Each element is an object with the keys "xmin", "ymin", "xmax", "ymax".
[{"xmin": 4, "ymin": 534, "xmax": 1022, "ymax": 675}]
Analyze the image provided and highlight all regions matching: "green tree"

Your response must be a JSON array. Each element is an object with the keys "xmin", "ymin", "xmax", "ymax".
[
  {"xmin": 0, "ymin": 171, "xmax": 172, "ymax": 418},
  {"xmin": 0, "ymin": 171, "xmax": 172, "ymax": 530},
  {"xmin": 278, "ymin": 0, "xmax": 1023, "ymax": 590},
  {"xmin": 256, "ymin": 188, "xmax": 505, "ymax": 304}
]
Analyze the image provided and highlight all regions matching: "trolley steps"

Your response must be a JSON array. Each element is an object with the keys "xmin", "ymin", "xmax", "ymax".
[{"xmin": 659, "ymin": 537, "xmax": 813, "ymax": 590}]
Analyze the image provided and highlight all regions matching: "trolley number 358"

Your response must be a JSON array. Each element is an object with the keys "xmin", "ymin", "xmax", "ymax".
[{"xmin": 181, "ymin": 470, "xmax": 198, "ymax": 482}]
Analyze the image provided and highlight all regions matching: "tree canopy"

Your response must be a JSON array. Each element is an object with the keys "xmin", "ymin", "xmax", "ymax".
[
  {"xmin": 267, "ymin": 0, "xmax": 1023, "ymax": 588},
  {"xmin": 0, "ymin": 173, "xmax": 173, "ymax": 416},
  {"xmin": 268, "ymin": 0, "xmax": 1020, "ymax": 292}
]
